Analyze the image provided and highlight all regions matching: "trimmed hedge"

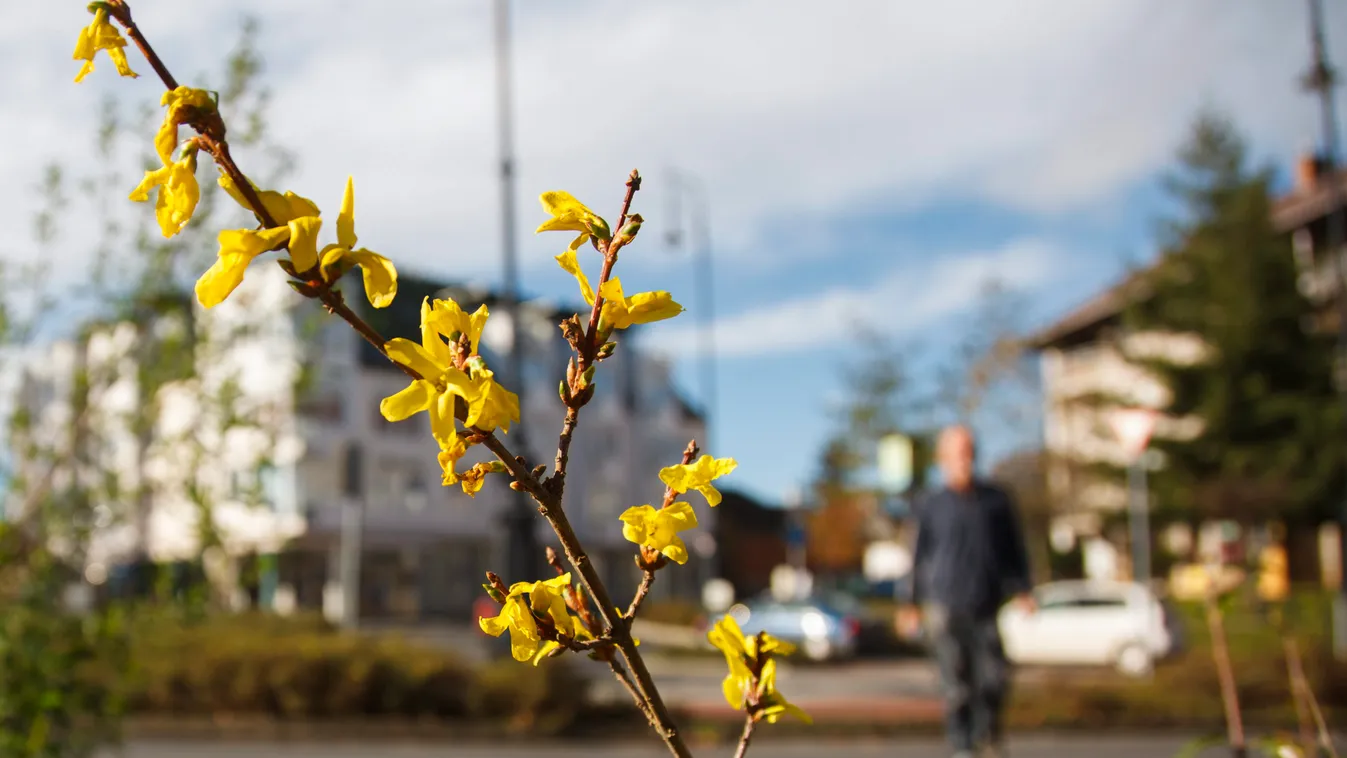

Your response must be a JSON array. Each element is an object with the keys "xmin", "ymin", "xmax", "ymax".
[{"xmin": 121, "ymin": 611, "xmax": 592, "ymax": 735}]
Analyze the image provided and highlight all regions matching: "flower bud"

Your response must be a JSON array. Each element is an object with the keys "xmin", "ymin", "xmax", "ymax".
[
  {"xmin": 595, "ymin": 342, "xmax": 617, "ymax": 361},
  {"xmin": 580, "ymin": 365, "xmax": 596, "ymax": 388},
  {"xmin": 481, "ymin": 583, "xmax": 506, "ymax": 604},
  {"xmin": 616, "ymin": 214, "xmax": 643, "ymax": 246},
  {"xmin": 559, "ymin": 379, "xmax": 572, "ymax": 403}
]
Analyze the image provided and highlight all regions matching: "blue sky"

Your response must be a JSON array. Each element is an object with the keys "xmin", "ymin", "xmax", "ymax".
[{"xmin": 4, "ymin": 0, "xmax": 1345, "ymax": 506}]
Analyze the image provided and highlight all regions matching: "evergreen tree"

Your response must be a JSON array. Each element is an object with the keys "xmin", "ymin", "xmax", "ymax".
[{"xmin": 1119, "ymin": 113, "xmax": 1343, "ymax": 527}]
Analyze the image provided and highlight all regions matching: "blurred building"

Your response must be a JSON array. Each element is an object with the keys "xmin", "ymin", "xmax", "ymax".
[
  {"xmin": 9, "ymin": 266, "xmax": 707, "ymax": 619},
  {"xmin": 715, "ymin": 489, "xmax": 787, "ymax": 600},
  {"xmin": 1028, "ymin": 156, "xmax": 1346, "ymax": 582}
]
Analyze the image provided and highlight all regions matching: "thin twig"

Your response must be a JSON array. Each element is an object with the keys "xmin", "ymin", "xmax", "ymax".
[
  {"xmin": 107, "ymin": 1, "xmax": 178, "ymax": 90},
  {"xmin": 626, "ymin": 570, "xmax": 657, "ymax": 620},
  {"xmin": 1204, "ymin": 591, "xmax": 1245, "ymax": 754},
  {"xmin": 610, "ymin": 658, "xmax": 657, "ymax": 724},
  {"xmin": 733, "ymin": 714, "xmax": 757, "ymax": 758},
  {"xmin": 480, "ymin": 432, "xmax": 691, "ymax": 758},
  {"xmin": 1284, "ymin": 637, "xmax": 1318, "ymax": 758},
  {"xmin": 1287, "ymin": 636, "xmax": 1339, "ymax": 758},
  {"xmin": 548, "ymin": 171, "xmax": 641, "ymax": 501}
]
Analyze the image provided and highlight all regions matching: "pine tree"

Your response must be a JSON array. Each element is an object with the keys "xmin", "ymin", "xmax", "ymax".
[{"xmin": 1121, "ymin": 113, "xmax": 1343, "ymax": 527}]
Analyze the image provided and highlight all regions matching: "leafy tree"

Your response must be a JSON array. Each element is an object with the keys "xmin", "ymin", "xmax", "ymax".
[{"xmin": 1115, "ymin": 112, "xmax": 1344, "ymax": 527}]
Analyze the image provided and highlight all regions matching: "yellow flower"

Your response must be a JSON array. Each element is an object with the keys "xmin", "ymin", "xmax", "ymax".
[
  {"xmin": 462, "ymin": 362, "xmax": 521, "ymax": 434},
  {"xmin": 437, "ymin": 433, "xmax": 470, "ymax": 486},
  {"xmin": 218, "ymin": 173, "xmax": 320, "ymax": 227},
  {"xmin": 755, "ymin": 659, "xmax": 812, "ymax": 725},
  {"xmin": 128, "ymin": 152, "xmax": 200, "ymax": 239},
  {"xmin": 707, "ymin": 615, "xmax": 808, "ymax": 723},
  {"xmin": 659, "ymin": 455, "xmax": 738, "ymax": 507},
  {"xmin": 73, "ymin": 8, "xmax": 137, "ymax": 83},
  {"xmin": 478, "ymin": 574, "xmax": 578, "ymax": 664},
  {"xmin": 426, "ymin": 299, "xmax": 490, "ymax": 356},
  {"xmin": 193, "ymin": 215, "xmax": 322, "ymax": 308},
  {"xmin": 618, "ymin": 502, "xmax": 698, "ymax": 564},
  {"xmin": 456, "ymin": 461, "xmax": 507, "ymax": 497},
  {"xmin": 597, "ymin": 278, "xmax": 684, "ymax": 331},
  {"xmin": 380, "ymin": 298, "xmax": 520, "ymax": 439},
  {"xmin": 155, "ymin": 87, "xmax": 214, "ymax": 165},
  {"xmin": 317, "ymin": 177, "xmax": 398, "ymax": 309},
  {"xmin": 535, "ymin": 191, "xmax": 611, "ymax": 253},
  {"xmin": 555, "ymin": 249, "xmax": 597, "ymax": 306},
  {"xmin": 195, "ymin": 225, "xmax": 291, "ymax": 308}
]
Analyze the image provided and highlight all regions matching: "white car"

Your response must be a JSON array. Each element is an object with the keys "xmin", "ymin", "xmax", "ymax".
[{"xmin": 998, "ymin": 580, "xmax": 1181, "ymax": 677}]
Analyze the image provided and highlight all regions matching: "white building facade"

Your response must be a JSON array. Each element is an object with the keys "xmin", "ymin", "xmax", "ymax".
[{"xmin": 10, "ymin": 265, "xmax": 708, "ymax": 620}]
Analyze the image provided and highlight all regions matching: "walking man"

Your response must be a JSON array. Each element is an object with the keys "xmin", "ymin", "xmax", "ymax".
[{"xmin": 900, "ymin": 425, "xmax": 1035, "ymax": 758}]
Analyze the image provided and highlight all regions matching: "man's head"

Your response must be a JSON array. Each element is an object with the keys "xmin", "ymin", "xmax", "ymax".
[{"xmin": 936, "ymin": 425, "xmax": 976, "ymax": 492}]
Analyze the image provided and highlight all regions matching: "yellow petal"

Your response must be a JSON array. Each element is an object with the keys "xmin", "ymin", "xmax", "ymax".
[
  {"xmin": 385, "ymin": 338, "xmax": 445, "ymax": 379},
  {"xmin": 555, "ymin": 250, "xmax": 596, "ymax": 306},
  {"xmin": 286, "ymin": 216, "xmax": 322, "ymax": 272},
  {"xmin": 626, "ymin": 290, "xmax": 685, "ymax": 324},
  {"xmin": 72, "ymin": 25, "xmax": 95, "ymax": 63},
  {"xmin": 662, "ymin": 501, "xmax": 699, "ymax": 530},
  {"xmin": 337, "ymin": 176, "xmax": 357, "ymax": 250},
  {"xmin": 532, "ymin": 640, "xmax": 562, "ymax": 666},
  {"xmin": 379, "ymin": 380, "xmax": 433, "ymax": 422},
  {"xmin": 662, "ymin": 536, "xmax": 689, "ymax": 565},
  {"xmin": 480, "ymin": 612, "xmax": 510, "ymax": 637},
  {"xmin": 430, "ymin": 387, "xmax": 462, "ymax": 448},
  {"xmin": 74, "ymin": 59, "xmax": 95, "ymax": 84},
  {"xmin": 217, "ymin": 174, "xmax": 320, "ymax": 227},
  {"xmin": 535, "ymin": 191, "xmax": 610, "ymax": 240},
  {"xmin": 194, "ymin": 226, "xmax": 291, "ymax": 308},
  {"xmin": 346, "ymin": 248, "xmax": 398, "ymax": 309},
  {"xmin": 128, "ymin": 165, "xmax": 171, "ymax": 203}
]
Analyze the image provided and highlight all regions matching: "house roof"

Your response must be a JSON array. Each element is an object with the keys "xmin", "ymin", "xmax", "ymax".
[{"xmin": 1028, "ymin": 166, "xmax": 1347, "ymax": 352}]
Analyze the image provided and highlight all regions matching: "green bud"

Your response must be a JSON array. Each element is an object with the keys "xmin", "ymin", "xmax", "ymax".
[
  {"xmin": 559, "ymin": 379, "xmax": 571, "ymax": 403},
  {"xmin": 617, "ymin": 214, "xmax": 644, "ymax": 245},
  {"xmin": 595, "ymin": 342, "xmax": 617, "ymax": 361},
  {"xmin": 277, "ymin": 259, "xmax": 299, "ymax": 277},
  {"xmin": 481, "ymin": 583, "xmax": 506, "ymax": 604},
  {"xmin": 580, "ymin": 365, "xmax": 596, "ymax": 388}
]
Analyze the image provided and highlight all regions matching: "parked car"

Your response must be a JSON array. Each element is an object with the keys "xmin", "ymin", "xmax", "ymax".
[
  {"xmin": 998, "ymin": 580, "xmax": 1182, "ymax": 677},
  {"xmin": 726, "ymin": 594, "xmax": 862, "ymax": 662}
]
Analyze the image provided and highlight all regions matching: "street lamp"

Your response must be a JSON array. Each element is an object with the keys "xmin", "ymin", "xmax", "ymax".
[
  {"xmin": 1301, "ymin": 0, "xmax": 1347, "ymax": 659},
  {"xmin": 492, "ymin": 0, "xmax": 540, "ymax": 599},
  {"xmin": 664, "ymin": 170, "xmax": 717, "ymax": 455}
]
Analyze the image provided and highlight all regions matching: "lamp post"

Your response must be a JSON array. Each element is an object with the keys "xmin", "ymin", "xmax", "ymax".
[
  {"xmin": 1301, "ymin": 0, "xmax": 1347, "ymax": 660},
  {"xmin": 493, "ymin": 0, "xmax": 540, "ymax": 599},
  {"xmin": 337, "ymin": 440, "xmax": 364, "ymax": 630},
  {"xmin": 664, "ymin": 170, "xmax": 717, "ymax": 455}
]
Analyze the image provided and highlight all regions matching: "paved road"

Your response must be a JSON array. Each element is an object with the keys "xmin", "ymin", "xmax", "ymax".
[{"xmin": 114, "ymin": 735, "xmax": 1309, "ymax": 757}]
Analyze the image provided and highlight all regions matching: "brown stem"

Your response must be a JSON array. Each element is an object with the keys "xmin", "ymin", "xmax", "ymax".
[
  {"xmin": 626, "ymin": 570, "xmax": 657, "ymax": 620},
  {"xmin": 107, "ymin": 1, "xmax": 179, "ymax": 90},
  {"xmin": 547, "ymin": 172, "xmax": 641, "ymax": 501},
  {"xmin": 1204, "ymin": 592, "xmax": 1245, "ymax": 752},
  {"xmin": 1285, "ymin": 637, "xmax": 1318, "ymax": 758},
  {"xmin": 609, "ymin": 658, "xmax": 658, "ymax": 725},
  {"xmin": 732, "ymin": 714, "xmax": 757, "ymax": 758},
  {"xmin": 1287, "ymin": 637, "xmax": 1339, "ymax": 758},
  {"xmin": 479, "ymin": 433, "xmax": 691, "ymax": 758}
]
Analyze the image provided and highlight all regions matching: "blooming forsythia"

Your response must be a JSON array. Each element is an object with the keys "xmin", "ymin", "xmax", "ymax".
[
  {"xmin": 708, "ymin": 615, "xmax": 811, "ymax": 725},
  {"xmin": 72, "ymin": 4, "xmax": 802, "ymax": 748}
]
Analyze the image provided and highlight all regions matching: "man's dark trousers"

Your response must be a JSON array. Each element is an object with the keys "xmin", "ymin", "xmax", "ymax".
[{"xmin": 923, "ymin": 602, "xmax": 1009, "ymax": 754}]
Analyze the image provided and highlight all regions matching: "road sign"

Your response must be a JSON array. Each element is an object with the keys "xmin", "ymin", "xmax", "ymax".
[{"xmin": 1109, "ymin": 408, "xmax": 1158, "ymax": 461}]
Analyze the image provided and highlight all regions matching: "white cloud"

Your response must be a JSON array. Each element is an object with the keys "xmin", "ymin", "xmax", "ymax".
[
  {"xmin": 644, "ymin": 237, "xmax": 1067, "ymax": 359},
  {"xmin": 2, "ymin": 0, "xmax": 1343, "ymax": 282}
]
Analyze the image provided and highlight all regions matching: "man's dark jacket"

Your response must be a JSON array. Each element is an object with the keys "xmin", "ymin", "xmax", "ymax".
[{"xmin": 907, "ymin": 480, "xmax": 1031, "ymax": 620}]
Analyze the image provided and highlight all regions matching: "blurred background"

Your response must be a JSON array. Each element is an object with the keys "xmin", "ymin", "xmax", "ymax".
[{"xmin": 3, "ymin": 1, "xmax": 1347, "ymax": 756}]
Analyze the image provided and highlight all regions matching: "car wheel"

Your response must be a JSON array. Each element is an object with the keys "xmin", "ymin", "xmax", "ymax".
[{"xmin": 1114, "ymin": 643, "xmax": 1152, "ymax": 677}]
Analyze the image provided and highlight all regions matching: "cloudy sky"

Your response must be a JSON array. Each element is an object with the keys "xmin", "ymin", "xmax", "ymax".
[{"xmin": 5, "ymin": 1, "xmax": 1345, "ymax": 504}]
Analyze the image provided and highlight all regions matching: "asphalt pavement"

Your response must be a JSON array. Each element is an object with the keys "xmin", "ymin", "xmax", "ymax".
[{"xmin": 113, "ymin": 735, "xmax": 1306, "ymax": 757}]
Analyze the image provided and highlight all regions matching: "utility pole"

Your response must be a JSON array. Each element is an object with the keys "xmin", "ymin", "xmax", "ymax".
[
  {"xmin": 665, "ymin": 171, "xmax": 717, "ymax": 455},
  {"xmin": 494, "ymin": 0, "xmax": 539, "ymax": 599},
  {"xmin": 1302, "ymin": 0, "xmax": 1347, "ymax": 660}
]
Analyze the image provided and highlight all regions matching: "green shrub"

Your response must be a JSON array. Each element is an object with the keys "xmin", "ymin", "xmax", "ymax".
[{"xmin": 466, "ymin": 657, "xmax": 589, "ymax": 735}]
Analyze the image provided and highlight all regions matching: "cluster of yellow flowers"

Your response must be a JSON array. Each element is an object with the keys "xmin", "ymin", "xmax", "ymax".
[
  {"xmin": 72, "ymin": 3, "xmax": 807, "ymax": 745},
  {"xmin": 379, "ymin": 296, "xmax": 520, "ymax": 491},
  {"xmin": 708, "ymin": 615, "xmax": 811, "ymax": 724}
]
